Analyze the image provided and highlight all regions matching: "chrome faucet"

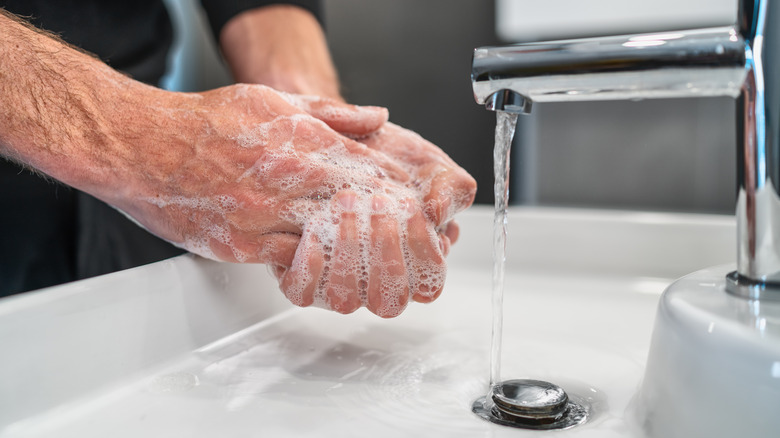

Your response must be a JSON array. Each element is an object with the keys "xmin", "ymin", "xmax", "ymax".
[{"xmin": 473, "ymin": 0, "xmax": 780, "ymax": 299}]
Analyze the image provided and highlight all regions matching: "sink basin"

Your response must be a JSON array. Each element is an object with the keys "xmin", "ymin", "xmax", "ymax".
[{"xmin": 0, "ymin": 207, "xmax": 736, "ymax": 437}]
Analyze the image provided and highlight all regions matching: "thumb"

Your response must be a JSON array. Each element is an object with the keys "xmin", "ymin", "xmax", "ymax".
[{"xmin": 254, "ymin": 232, "xmax": 301, "ymax": 269}]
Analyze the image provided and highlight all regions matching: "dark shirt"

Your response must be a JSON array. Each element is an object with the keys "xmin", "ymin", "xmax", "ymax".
[
  {"xmin": 0, "ymin": 0, "xmax": 322, "ymax": 84},
  {"xmin": 1, "ymin": 0, "xmax": 173, "ymax": 83}
]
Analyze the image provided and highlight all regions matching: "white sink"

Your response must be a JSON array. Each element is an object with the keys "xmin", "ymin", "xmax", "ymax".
[
  {"xmin": 636, "ymin": 265, "xmax": 780, "ymax": 437},
  {"xmin": 0, "ymin": 207, "xmax": 736, "ymax": 437}
]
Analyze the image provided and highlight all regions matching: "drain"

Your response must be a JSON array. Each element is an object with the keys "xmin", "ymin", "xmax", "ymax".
[{"xmin": 472, "ymin": 379, "xmax": 589, "ymax": 430}]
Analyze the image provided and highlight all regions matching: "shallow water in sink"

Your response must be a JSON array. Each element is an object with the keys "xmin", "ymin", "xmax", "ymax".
[{"xmin": 5, "ymin": 269, "xmax": 664, "ymax": 438}]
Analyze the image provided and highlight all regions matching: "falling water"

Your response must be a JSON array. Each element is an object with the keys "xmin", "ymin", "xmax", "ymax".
[
  {"xmin": 490, "ymin": 111, "xmax": 518, "ymax": 388},
  {"xmin": 473, "ymin": 110, "xmax": 591, "ymax": 431}
]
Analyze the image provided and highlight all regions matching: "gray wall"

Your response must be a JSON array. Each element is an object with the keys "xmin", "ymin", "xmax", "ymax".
[
  {"xmin": 522, "ymin": 98, "xmax": 736, "ymax": 214},
  {"xmin": 161, "ymin": 0, "xmax": 737, "ymax": 213}
]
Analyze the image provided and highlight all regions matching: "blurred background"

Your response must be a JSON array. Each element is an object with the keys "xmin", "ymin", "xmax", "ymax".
[{"xmin": 161, "ymin": 0, "xmax": 739, "ymax": 214}]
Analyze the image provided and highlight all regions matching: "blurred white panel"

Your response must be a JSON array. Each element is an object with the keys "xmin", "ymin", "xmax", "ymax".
[{"xmin": 496, "ymin": 0, "xmax": 738, "ymax": 42}]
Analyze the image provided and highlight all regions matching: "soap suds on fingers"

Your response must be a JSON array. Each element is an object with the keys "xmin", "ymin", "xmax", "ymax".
[{"xmin": 133, "ymin": 85, "xmax": 473, "ymax": 318}]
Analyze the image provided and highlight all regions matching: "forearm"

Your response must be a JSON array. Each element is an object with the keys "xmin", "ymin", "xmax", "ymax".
[
  {"xmin": 219, "ymin": 5, "xmax": 341, "ymax": 99},
  {"xmin": 0, "ymin": 10, "xmax": 183, "ymax": 202}
]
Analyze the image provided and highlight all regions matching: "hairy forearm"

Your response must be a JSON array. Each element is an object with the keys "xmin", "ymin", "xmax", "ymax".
[
  {"xmin": 219, "ymin": 5, "xmax": 341, "ymax": 99},
  {"xmin": 0, "ymin": 10, "xmax": 184, "ymax": 202}
]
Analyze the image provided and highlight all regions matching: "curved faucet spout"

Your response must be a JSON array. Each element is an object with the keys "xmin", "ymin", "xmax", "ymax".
[{"xmin": 472, "ymin": 27, "xmax": 746, "ymax": 109}]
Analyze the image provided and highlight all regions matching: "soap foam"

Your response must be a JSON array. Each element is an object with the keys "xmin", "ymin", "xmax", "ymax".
[
  {"xmin": 264, "ymin": 120, "xmax": 452, "ymax": 315},
  {"xmin": 139, "ymin": 105, "xmax": 457, "ymax": 316}
]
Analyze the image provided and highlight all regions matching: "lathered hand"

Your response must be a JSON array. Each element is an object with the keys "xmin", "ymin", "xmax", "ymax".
[
  {"xmin": 111, "ymin": 84, "xmax": 472, "ymax": 318},
  {"xmin": 360, "ymin": 122, "xmax": 477, "ymax": 254},
  {"xmin": 275, "ymin": 122, "xmax": 477, "ymax": 317}
]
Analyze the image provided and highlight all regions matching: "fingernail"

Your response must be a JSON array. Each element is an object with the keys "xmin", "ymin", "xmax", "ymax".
[
  {"xmin": 338, "ymin": 191, "xmax": 356, "ymax": 211},
  {"xmin": 358, "ymin": 105, "xmax": 388, "ymax": 117},
  {"xmin": 438, "ymin": 234, "xmax": 451, "ymax": 256},
  {"xmin": 399, "ymin": 198, "xmax": 417, "ymax": 214},
  {"xmin": 372, "ymin": 196, "xmax": 388, "ymax": 212}
]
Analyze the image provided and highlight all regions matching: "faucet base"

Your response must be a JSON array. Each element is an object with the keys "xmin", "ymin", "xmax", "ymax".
[
  {"xmin": 637, "ymin": 264, "xmax": 780, "ymax": 437},
  {"xmin": 725, "ymin": 271, "xmax": 780, "ymax": 300}
]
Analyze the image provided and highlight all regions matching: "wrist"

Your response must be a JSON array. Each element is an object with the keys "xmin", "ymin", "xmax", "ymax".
[
  {"xmin": 220, "ymin": 5, "xmax": 342, "ymax": 99},
  {"xmin": 78, "ymin": 82, "xmax": 190, "ymax": 204}
]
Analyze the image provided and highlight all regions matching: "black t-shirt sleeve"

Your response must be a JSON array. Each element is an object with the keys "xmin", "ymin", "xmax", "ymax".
[{"xmin": 199, "ymin": 0, "xmax": 323, "ymax": 40}]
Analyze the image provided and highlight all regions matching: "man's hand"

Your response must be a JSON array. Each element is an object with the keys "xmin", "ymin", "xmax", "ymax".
[
  {"xmin": 0, "ymin": 9, "xmax": 476, "ymax": 318},
  {"xmin": 129, "ymin": 85, "xmax": 475, "ymax": 318},
  {"xmin": 209, "ymin": 4, "xmax": 478, "ymax": 315}
]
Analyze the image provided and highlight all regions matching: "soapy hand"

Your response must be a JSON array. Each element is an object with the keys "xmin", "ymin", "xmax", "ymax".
[
  {"xmin": 359, "ymin": 122, "xmax": 476, "ymax": 254},
  {"xmin": 113, "ymin": 84, "xmax": 474, "ymax": 318},
  {"xmin": 273, "ymin": 101, "xmax": 475, "ymax": 316}
]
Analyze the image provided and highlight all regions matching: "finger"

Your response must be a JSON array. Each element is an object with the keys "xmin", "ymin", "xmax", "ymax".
[
  {"xmin": 442, "ymin": 220, "xmax": 460, "ymax": 245},
  {"xmin": 311, "ymin": 102, "xmax": 389, "ymax": 138},
  {"xmin": 423, "ymin": 166, "xmax": 477, "ymax": 226},
  {"xmin": 282, "ymin": 93, "xmax": 389, "ymax": 137},
  {"xmin": 367, "ymin": 196, "xmax": 409, "ymax": 318},
  {"xmin": 438, "ymin": 231, "xmax": 451, "ymax": 257},
  {"xmin": 356, "ymin": 122, "xmax": 476, "ymax": 224},
  {"xmin": 253, "ymin": 232, "xmax": 301, "ymax": 267},
  {"xmin": 341, "ymin": 138, "xmax": 410, "ymax": 183},
  {"xmin": 324, "ymin": 191, "xmax": 362, "ymax": 314},
  {"xmin": 360, "ymin": 122, "xmax": 452, "ymax": 162},
  {"xmin": 278, "ymin": 228, "xmax": 324, "ymax": 308},
  {"xmin": 202, "ymin": 236, "xmax": 238, "ymax": 262},
  {"xmin": 283, "ymin": 117, "xmax": 409, "ymax": 184},
  {"xmin": 403, "ymin": 204, "xmax": 446, "ymax": 304},
  {"xmin": 195, "ymin": 224, "xmax": 243, "ymax": 262}
]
